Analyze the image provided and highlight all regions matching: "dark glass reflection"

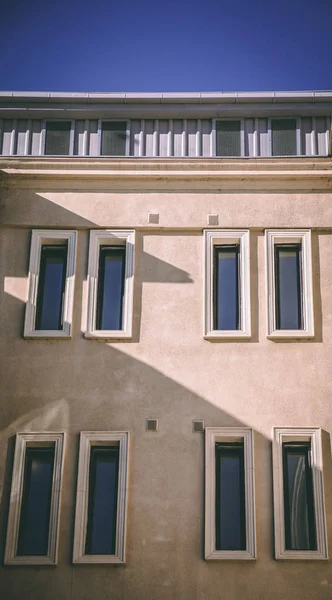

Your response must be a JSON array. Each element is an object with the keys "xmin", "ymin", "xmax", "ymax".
[
  {"xmin": 275, "ymin": 245, "xmax": 302, "ymax": 330},
  {"xmin": 85, "ymin": 446, "xmax": 119, "ymax": 555},
  {"xmin": 216, "ymin": 120, "xmax": 241, "ymax": 156},
  {"xmin": 283, "ymin": 443, "xmax": 316, "ymax": 550},
  {"xmin": 101, "ymin": 122, "xmax": 127, "ymax": 156},
  {"xmin": 17, "ymin": 447, "xmax": 55, "ymax": 556},
  {"xmin": 215, "ymin": 443, "xmax": 246, "ymax": 551},
  {"xmin": 96, "ymin": 246, "xmax": 125, "ymax": 330},
  {"xmin": 36, "ymin": 245, "xmax": 67, "ymax": 330},
  {"xmin": 214, "ymin": 245, "xmax": 240, "ymax": 330},
  {"xmin": 45, "ymin": 122, "xmax": 71, "ymax": 155}
]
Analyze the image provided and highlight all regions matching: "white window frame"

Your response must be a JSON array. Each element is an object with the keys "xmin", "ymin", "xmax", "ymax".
[
  {"xmin": 4, "ymin": 432, "xmax": 65, "ymax": 566},
  {"xmin": 24, "ymin": 230, "xmax": 77, "ymax": 339},
  {"xmin": 73, "ymin": 431, "xmax": 130, "ymax": 564},
  {"xmin": 85, "ymin": 229, "xmax": 135, "ymax": 340},
  {"xmin": 268, "ymin": 117, "xmax": 301, "ymax": 157},
  {"xmin": 212, "ymin": 118, "xmax": 245, "ymax": 157},
  {"xmin": 42, "ymin": 119, "xmax": 75, "ymax": 156},
  {"xmin": 205, "ymin": 427, "xmax": 256, "ymax": 560},
  {"xmin": 272, "ymin": 427, "xmax": 328, "ymax": 560},
  {"xmin": 97, "ymin": 119, "xmax": 130, "ymax": 156},
  {"xmin": 265, "ymin": 229, "xmax": 314, "ymax": 339},
  {"xmin": 204, "ymin": 230, "xmax": 251, "ymax": 339}
]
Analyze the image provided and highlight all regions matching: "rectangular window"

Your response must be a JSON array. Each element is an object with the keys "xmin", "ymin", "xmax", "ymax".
[
  {"xmin": 275, "ymin": 244, "xmax": 302, "ymax": 330},
  {"xmin": 86, "ymin": 230, "xmax": 135, "ymax": 340},
  {"xmin": 45, "ymin": 121, "xmax": 71, "ymax": 155},
  {"xmin": 271, "ymin": 119, "xmax": 297, "ymax": 156},
  {"xmin": 205, "ymin": 428, "xmax": 256, "ymax": 560},
  {"xmin": 282, "ymin": 442, "xmax": 316, "ymax": 551},
  {"xmin": 101, "ymin": 121, "xmax": 127, "ymax": 156},
  {"xmin": 266, "ymin": 230, "xmax": 314, "ymax": 338},
  {"xmin": 215, "ymin": 442, "xmax": 245, "ymax": 551},
  {"xmin": 5, "ymin": 433, "xmax": 65, "ymax": 565},
  {"xmin": 85, "ymin": 446, "xmax": 119, "ymax": 555},
  {"xmin": 204, "ymin": 230, "xmax": 250, "ymax": 339},
  {"xmin": 17, "ymin": 447, "xmax": 55, "ymax": 556},
  {"xmin": 213, "ymin": 245, "xmax": 240, "ymax": 331},
  {"xmin": 73, "ymin": 432, "xmax": 129, "ymax": 564},
  {"xmin": 96, "ymin": 246, "xmax": 125, "ymax": 331},
  {"xmin": 272, "ymin": 427, "xmax": 328, "ymax": 560},
  {"xmin": 215, "ymin": 120, "xmax": 241, "ymax": 157},
  {"xmin": 35, "ymin": 245, "xmax": 67, "ymax": 330},
  {"xmin": 24, "ymin": 230, "xmax": 77, "ymax": 339}
]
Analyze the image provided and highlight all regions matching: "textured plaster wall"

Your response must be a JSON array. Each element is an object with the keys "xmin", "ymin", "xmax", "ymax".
[{"xmin": 1, "ymin": 184, "xmax": 332, "ymax": 600}]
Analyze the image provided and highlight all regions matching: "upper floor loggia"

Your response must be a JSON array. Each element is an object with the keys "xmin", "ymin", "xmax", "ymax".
[{"xmin": 0, "ymin": 90, "xmax": 331, "ymax": 159}]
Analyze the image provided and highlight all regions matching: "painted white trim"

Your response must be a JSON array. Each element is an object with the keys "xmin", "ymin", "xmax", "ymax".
[
  {"xmin": 272, "ymin": 427, "xmax": 328, "ymax": 560},
  {"xmin": 265, "ymin": 229, "xmax": 314, "ymax": 339},
  {"xmin": 4, "ymin": 432, "xmax": 65, "ymax": 566},
  {"xmin": 73, "ymin": 431, "xmax": 130, "ymax": 564},
  {"xmin": 205, "ymin": 427, "xmax": 256, "ymax": 560},
  {"xmin": 204, "ymin": 230, "xmax": 251, "ymax": 339},
  {"xmin": 9, "ymin": 119, "xmax": 17, "ymax": 155},
  {"xmin": 24, "ymin": 229, "xmax": 77, "ymax": 339},
  {"xmin": 40, "ymin": 120, "xmax": 46, "ymax": 155},
  {"xmin": 85, "ymin": 229, "xmax": 135, "ymax": 340}
]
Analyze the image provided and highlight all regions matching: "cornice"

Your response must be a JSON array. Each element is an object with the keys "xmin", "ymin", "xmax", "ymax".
[{"xmin": 1, "ymin": 157, "xmax": 332, "ymax": 183}]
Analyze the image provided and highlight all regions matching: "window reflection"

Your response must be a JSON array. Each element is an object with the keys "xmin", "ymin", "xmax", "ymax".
[
  {"xmin": 283, "ymin": 442, "xmax": 316, "ymax": 551},
  {"xmin": 36, "ymin": 245, "xmax": 67, "ymax": 330},
  {"xmin": 85, "ymin": 447, "xmax": 119, "ymax": 555},
  {"xmin": 17, "ymin": 447, "xmax": 55, "ymax": 556},
  {"xmin": 275, "ymin": 244, "xmax": 302, "ymax": 330},
  {"xmin": 96, "ymin": 246, "xmax": 125, "ymax": 330},
  {"xmin": 215, "ymin": 442, "xmax": 246, "ymax": 551},
  {"xmin": 214, "ymin": 245, "xmax": 240, "ymax": 330}
]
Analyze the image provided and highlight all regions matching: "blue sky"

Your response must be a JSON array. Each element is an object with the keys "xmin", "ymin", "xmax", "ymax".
[{"xmin": 1, "ymin": 0, "xmax": 331, "ymax": 92}]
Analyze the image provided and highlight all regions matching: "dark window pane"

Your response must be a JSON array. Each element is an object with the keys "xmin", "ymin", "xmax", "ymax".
[
  {"xmin": 45, "ymin": 122, "xmax": 71, "ymax": 155},
  {"xmin": 216, "ymin": 121, "xmax": 241, "ymax": 157},
  {"xmin": 96, "ymin": 246, "xmax": 125, "ymax": 330},
  {"xmin": 101, "ymin": 122, "xmax": 127, "ymax": 156},
  {"xmin": 17, "ymin": 447, "xmax": 55, "ymax": 556},
  {"xmin": 36, "ymin": 245, "xmax": 67, "ymax": 330},
  {"xmin": 214, "ymin": 245, "xmax": 240, "ymax": 330},
  {"xmin": 283, "ymin": 443, "xmax": 316, "ymax": 551},
  {"xmin": 215, "ymin": 443, "xmax": 246, "ymax": 551},
  {"xmin": 271, "ymin": 119, "xmax": 297, "ymax": 156},
  {"xmin": 275, "ymin": 244, "xmax": 302, "ymax": 330},
  {"xmin": 85, "ymin": 446, "xmax": 119, "ymax": 555}
]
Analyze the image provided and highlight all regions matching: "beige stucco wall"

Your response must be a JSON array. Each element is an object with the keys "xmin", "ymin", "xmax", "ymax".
[{"xmin": 1, "ymin": 167, "xmax": 332, "ymax": 599}]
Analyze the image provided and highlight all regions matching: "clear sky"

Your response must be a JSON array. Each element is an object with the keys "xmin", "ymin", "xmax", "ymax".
[{"xmin": 1, "ymin": 0, "xmax": 331, "ymax": 92}]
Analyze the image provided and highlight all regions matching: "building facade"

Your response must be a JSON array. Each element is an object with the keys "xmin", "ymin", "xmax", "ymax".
[{"xmin": 0, "ymin": 91, "xmax": 332, "ymax": 599}]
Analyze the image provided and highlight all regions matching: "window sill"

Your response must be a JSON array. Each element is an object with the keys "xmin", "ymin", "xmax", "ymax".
[
  {"xmin": 24, "ymin": 330, "xmax": 71, "ymax": 340},
  {"xmin": 73, "ymin": 554, "xmax": 125, "ymax": 564},
  {"xmin": 204, "ymin": 330, "xmax": 251, "ymax": 340},
  {"xmin": 267, "ymin": 329, "xmax": 314, "ymax": 340},
  {"xmin": 5, "ymin": 555, "xmax": 57, "ymax": 566},
  {"xmin": 276, "ymin": 550, "xmax": 328, "ymax": 560},
  {"xmin": 205, "ymin": 550, "xmax": 255, "ymax": 560},
  {"xmin": 84, "ymin": 330, "xmax": 132, "ymax": 341}
]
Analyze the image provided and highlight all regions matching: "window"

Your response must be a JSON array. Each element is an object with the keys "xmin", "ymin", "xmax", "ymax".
[
  {"xmin": 272, "ymin": 427, "xmax": 328, "ymax": 560},
  {"xmin": 271, "ymin": 119, "xmax": 297, "ymax": 156},
  {"xmin": 204, "ymin": 230, "xmax": 251, "ymax": 339},
  {"xmin": 205, "ymin": 428, "xmax": 256, "ymax": 560},
  {"xmin": 4, "ymin": 433, "xmax": 65, "ymax": 565},
  {"xmin": 214, "ymin": 120, "xmax": 243, "ymax": 157},
  {"xmin": 266, "ymin": 230, "xmax": 314, "ymax": 338},
  {"xmin": 85, "ymin": 230, "xmax": 135, "ymax": 340},
  {"xmin": 24, "ymin": 230, "xmax": 77, "ymax": 338},
  {"xmin": 44, "ymin": 121, "xmax": 73, "ymax": 155},
  {"xmin": 100, "ymin": 121, "xmax": 128, "ymax": 156},
  {"xmin": 73, "ymin": 431, "xmax": 130, "ymax": 564}
]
